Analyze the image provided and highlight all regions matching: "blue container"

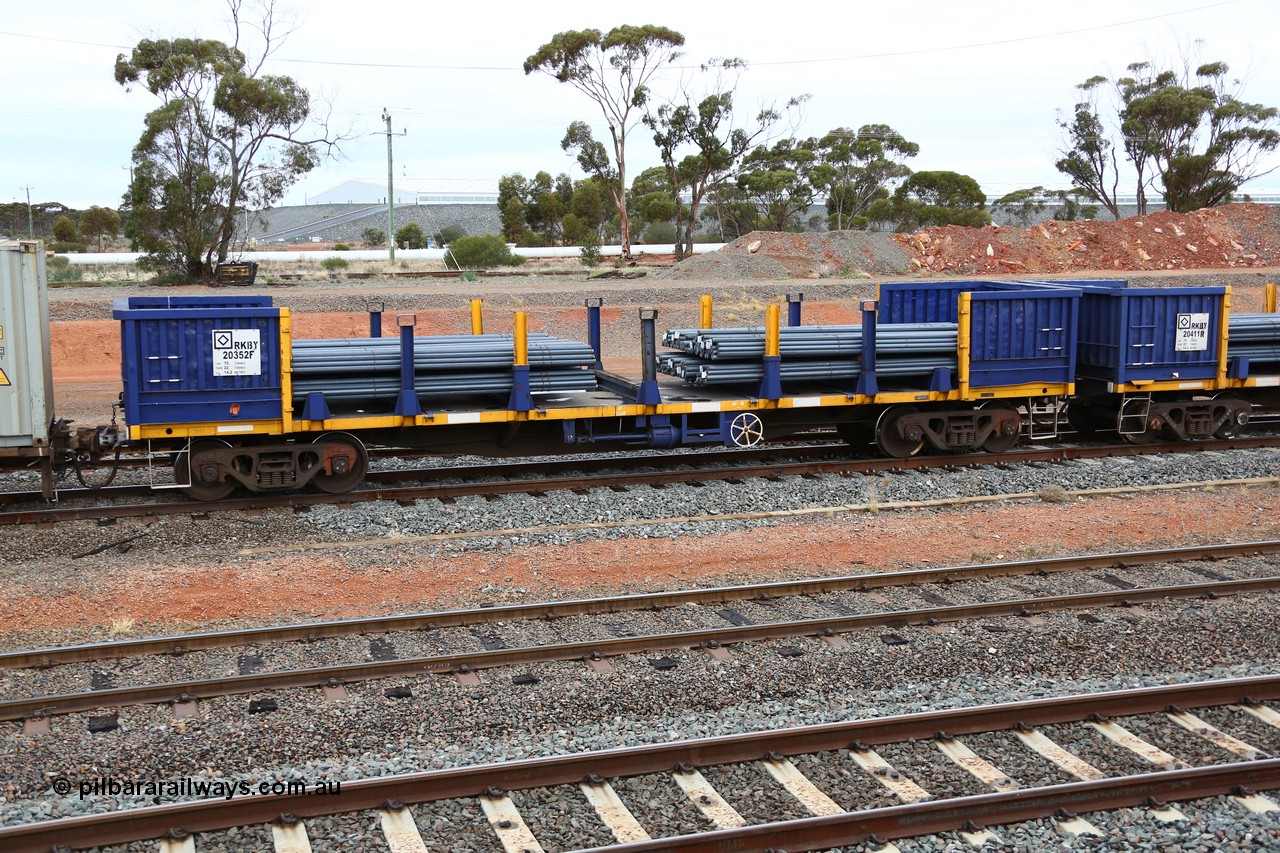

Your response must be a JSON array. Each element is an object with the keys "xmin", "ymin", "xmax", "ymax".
[
  {"xmin": 878, "ymin": 282, "xmax": 1079, "ymax": 388},
  {"xmin": 115, "ymin": 297, "xmax": 284, "ymax": 427},
  {"xmin": 124, "ymin": 295, "xmax": 274, "ymax": 309},
  {"xmin": 1024, "ymin": 282, "xmax": 1225, "ymax": 384},
  {"xmin": 879, "ymin": 281, "xmax": 1004, "ymax": 324}
]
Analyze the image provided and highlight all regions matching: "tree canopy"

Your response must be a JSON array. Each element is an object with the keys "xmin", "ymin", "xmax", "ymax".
[
  {"xmin": 887, "ymin": 171, "xmax": 990, "ymax": 231},
  {"xmin": 809, "ymin": 125, "xmax": 919, "ymax": 230},
  {"xmin": 525, "ymin": 25, "xmax": 685, "ymax": 258},
  {"xmin": 115, "ymin": 2, "xmax": 338, "ymax": 278},
  {"xmin": 80, "ymin": 206, "xmax": 121, "ymax": 251},
  {"xmin": 644, "ymin": 58, "xmax": 805, "ymax": 258},
  {"xmin": 1057, "ymin": 55, "xmax": 1279, "ymax": 216}
]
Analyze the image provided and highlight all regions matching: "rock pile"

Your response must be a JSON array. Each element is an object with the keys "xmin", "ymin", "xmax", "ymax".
[{"xmin": 660, "ymin": 204, "xmax": 1280, "ymax": 281}]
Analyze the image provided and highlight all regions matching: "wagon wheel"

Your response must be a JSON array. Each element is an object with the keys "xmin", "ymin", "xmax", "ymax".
[
  {"xmin": 1119, "ymin": 398, "xmax": 1161, "ymax": 444},
  {"xmin": 311, "ymin": 432, "xmax": 369, "ymax": 494},
  {"xmin": 727, "ymin": 412, "xmax": 765, "ymax": 447},
  {"xmin": 875, "ymin": 405, "xmax": 925, "ymax": 459},
  {"xmin": 173, "ymin": 439, "xmax": 237, "ymax": 501},
  {"xmin": 980, "ymin": 401, "xmax": 1021, "ymax": 454},
  {"xmin": 1212, "ymin": 394, "xmax": 1249, "ymax": 439},
  {"xmin": 1120, "ymin": 419, "xmax": 1161, "ymax": 444}
]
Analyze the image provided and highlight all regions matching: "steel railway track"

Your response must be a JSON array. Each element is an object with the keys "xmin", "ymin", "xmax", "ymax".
[
  {"xmin": 4, "ymin": 434, "xmax": 1280, "ymax": 525},
  {"xmin": 3, "ymin": 676, "xmax": 1278, "ymax": 852},
  {"xmin": 5, "ymin": 541, "xmax": 1278, "ymax": 722}
]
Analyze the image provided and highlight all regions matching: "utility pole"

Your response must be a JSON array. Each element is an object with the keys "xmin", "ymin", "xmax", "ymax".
[
  {"xmin": 382, "ymin": 109, "xmax": 396, "ymax": 263},
  {"xmin": 20, "ymin": 186, "xmax": 34, "ymax": 237}
]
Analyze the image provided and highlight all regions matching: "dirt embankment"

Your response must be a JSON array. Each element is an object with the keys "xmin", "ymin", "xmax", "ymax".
[{"xmin": 662, "ymin": 204, "xmax": 1280, "ymax": 280}]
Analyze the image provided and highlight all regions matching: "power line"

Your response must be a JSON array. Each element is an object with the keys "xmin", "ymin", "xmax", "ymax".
[{"xmin": 0, "ymin": 1, "xmax": 1243, "ymax": 72}]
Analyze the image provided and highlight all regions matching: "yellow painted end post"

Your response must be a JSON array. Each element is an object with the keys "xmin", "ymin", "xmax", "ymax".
[
  {"xmin": 1265, "ymin": 282, "xmax": 1277, "ymax": 314},
  {"xmin": 765, "ymin": 304, "xmax": 781, "ymax": 358},
  {"xmin": 513, "ymin": 311, "xmax": 528, "ymax": 367},
  {"xmin": 1218, "ymin": 286, "xmax": 1232, "ymax": 384},
  {"xmin": 279, "ymin": 307, "xmax": 293, "ymax": 432},
  {"xmin": 470, "ymin": 299, "xmax": 484, "ymax": 334},
  {"xmin": 699, "ymin": 294, "xmax": 713, "ymax": 329},
  {"xmin": 957, "ymin": 292, "xmax": 971, "ymax": 397}
]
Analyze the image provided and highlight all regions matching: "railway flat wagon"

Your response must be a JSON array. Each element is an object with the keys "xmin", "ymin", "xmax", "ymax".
[{"xmin": 115, "ymin": 282, "xmax": 1088, "ymax": 497}]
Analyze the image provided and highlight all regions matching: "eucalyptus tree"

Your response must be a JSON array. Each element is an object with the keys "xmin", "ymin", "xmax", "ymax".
[
  {"xmin": 810, "ymin": 124, "xmax": 918, "ymax": 230},
  {"xmin": 525, "ymin": 25, "xmax": 685, "ymax": 258},
  {"xmin": 115, "ymin": 0, "xmax": 339, "ymax": 278},
  {"xmin": 1057, "ymin": 56, "xmax": 1278, "ymax": 216},
  {"xmin": 645, "ymin": 58, "xmax": 806, "ymax": 258}
]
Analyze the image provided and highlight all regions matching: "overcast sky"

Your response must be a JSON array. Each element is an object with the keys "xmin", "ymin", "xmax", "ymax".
[{"xmin": 3, "ymin": 0, "xmax": 1279, "ymax": 212}]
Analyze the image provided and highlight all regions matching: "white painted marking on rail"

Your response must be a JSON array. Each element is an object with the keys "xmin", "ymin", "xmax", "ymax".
[
  {"xmin": 761, "ymin": 758, "xmax": 843, "ymax": 816},
  {"xmin": 445, "ymin": 412, "xmax": 482, "ymax": 424},
  {"xmin": 379, "ymin": 808, "xmax": 429, "ymax": 853},
  {"xmin": 1167, "ymin": 711, "xmax": 1267, "ymax": 759},
  {"xmin": 846, "ymin": 747, "xmax": 930, "ymax": 803},
  {"xmin": 579, "ymin": 779, "xmax": 650, "ymax": 842},
  {"xmin": 215, "ymin": 424, "xmax": 255, "ymax": 433},
  {"xmin": 935, "ymin": 737, "xmax": 1020, "ymax": 791},
  {"xmin": 1014, "ymin": 729, "xmax": 1106, "ymax": 781},
  {"xmin": 689, "ymin": 401, "xmax": 721, "ymax": 412},
  {"xmin": 671, "ymin": 768, "xmax": 747, "ymax": 829},
  {"xmin": 1236, "ymin": 702, "xmax": 1280, "ymax": 729},
  {"xmin": 159, "ymin": 837, "xmax": 196, "ymax": 853},
  {"xmin": 271, "ymin": 821, "xmax": 312, "ymax": 853},
  {"xmin": 479, "ymin": 794, "xmax": 545, "ymax": 853}
]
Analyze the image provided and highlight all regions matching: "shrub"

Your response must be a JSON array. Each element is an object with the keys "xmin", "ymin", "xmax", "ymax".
[
  {"xmin": 53, "ymin": 215, "xmax": 79, "ymax": 243},
  {"xmin": 642, "ymin": 220, "xmax": 676, "ymax": 245},
  {"xmin": 320, "ymin": 257, "xmax": 349, "ymax": 271},
  {"xmin": 361, "ymin": 227, "xmax": 386, "ymax": 246},
  {"xmin": 47, "ymin": 255, "xmax": 71, "ymax": 270},
  {"xmin": 50, "ymin": 265, "xmax": 81, "ymax": 282},
  {"xmin": 579, "ymin": 231, "xmax": 602, "ymax": 267},
  {"xmin": 333, "ymin": 243, "xmax": 350, "ymax": 251},
  {"xmin": 395, "ymin": 222, "xmax": 426, "ymax": 249},
  {"xmin": 444, "ymin": 235, "xmax": 525, "ymax": 270},
  {"xmin": 49, "ymin": 241, "xmax": 87, "ymax": 253},
  {"xmin": 433, "ymin": 224, "xmax": 466, "ymax": 246}
]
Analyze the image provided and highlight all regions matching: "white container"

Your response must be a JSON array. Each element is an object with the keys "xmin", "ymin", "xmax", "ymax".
[{"xmin": 0, "ymin": 240, "xmax": 53, "ymax": 449}]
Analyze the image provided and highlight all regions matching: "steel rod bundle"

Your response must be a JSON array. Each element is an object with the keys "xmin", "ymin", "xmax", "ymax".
[
  {"xmin": 292, "ymin": 335, "xmax": 595, "ymax": 374},
  {"xmin": 293, "ymin": 369, "xmax": 592, "ymax": 402},
  {"xmin": 692, "ymin": 355, "xmax": 956, "ymax": 386},
  {"xmin": 291, "ymin": 333, "xmax": 597, "ymax": 404},
  {"xmin": 1228, "ymin": 314, "xmax": 1280, "ymax": 365},
  {"xmin": 659, "ymin": 323, "xmax": 958, "ymax": 388}
]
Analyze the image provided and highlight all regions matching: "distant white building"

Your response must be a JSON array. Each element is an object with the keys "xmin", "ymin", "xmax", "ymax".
[{"xmin": 308, "ymin": 178, "xmax": 498, "ymax": 206}]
